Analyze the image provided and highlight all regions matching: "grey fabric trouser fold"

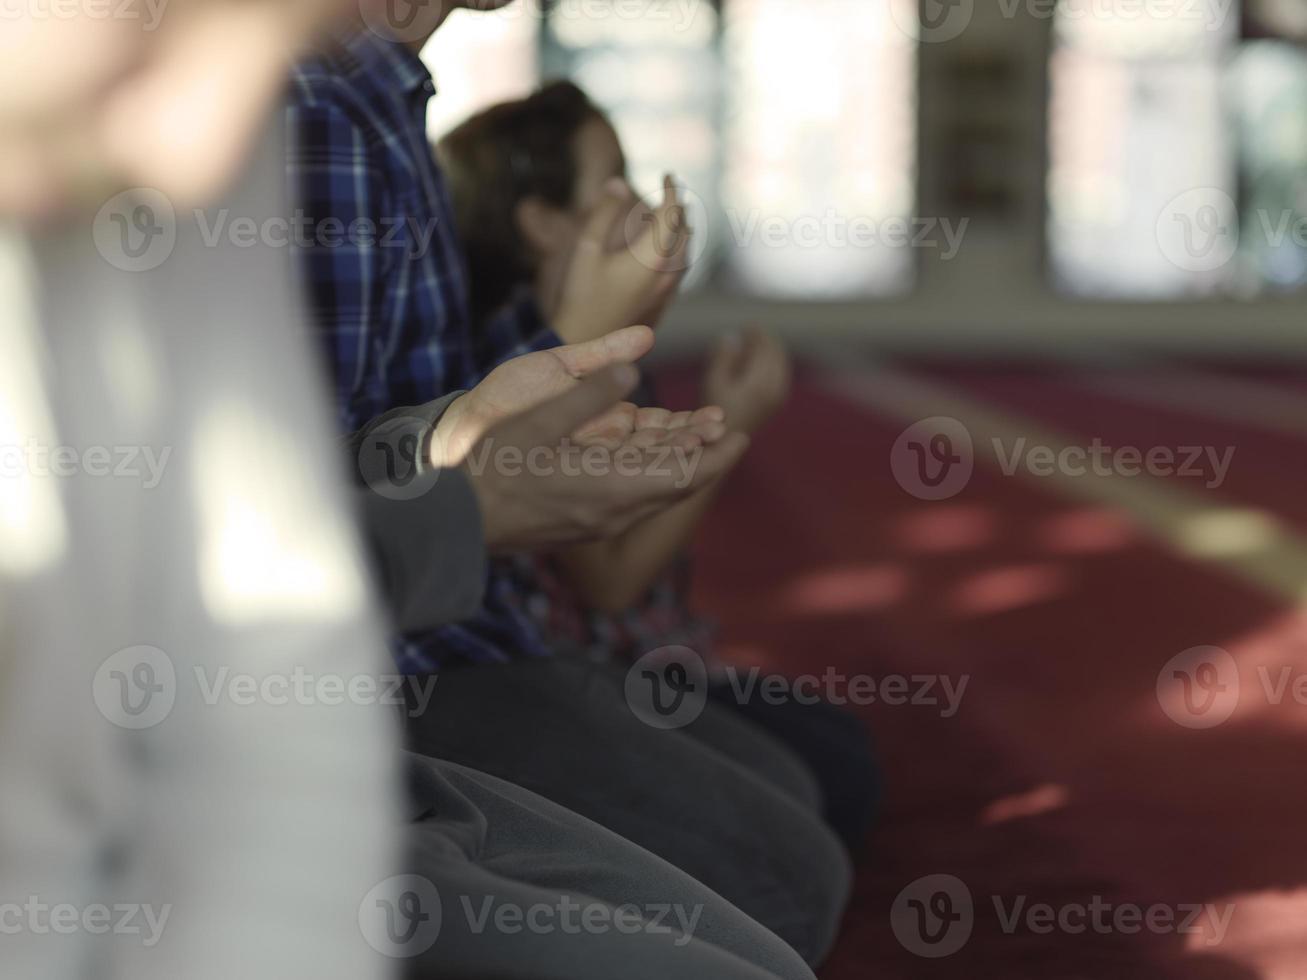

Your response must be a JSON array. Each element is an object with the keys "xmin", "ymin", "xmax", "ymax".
[
  {"xmin": 404, "ymin": 659, "xmax": 852, "ymax": 966},
  {"xmin": 404, "ymin": 755, "xmax": 818, "ymax": 980}
]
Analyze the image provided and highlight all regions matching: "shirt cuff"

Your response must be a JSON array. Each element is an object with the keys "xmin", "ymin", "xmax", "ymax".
[
  {"xmin": 355, "ymin": 467, "xmax": 488, "ymax": 633},
  {"xmin": 345, "ymin": 392, "xmax": 465, "ymax": 488}
]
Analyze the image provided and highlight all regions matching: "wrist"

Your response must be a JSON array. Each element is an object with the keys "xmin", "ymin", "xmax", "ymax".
[{"xmin": 430, "ymin": 394, "xmax": 480, "ymax": 468}]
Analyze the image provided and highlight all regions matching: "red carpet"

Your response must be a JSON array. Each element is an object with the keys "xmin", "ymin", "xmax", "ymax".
[{"xmin": 657, "ymin": 359, "xmax": 1307, "ymax": 980}]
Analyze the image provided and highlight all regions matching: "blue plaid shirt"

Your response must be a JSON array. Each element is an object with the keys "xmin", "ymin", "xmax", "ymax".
[{"xmin": 287, "ymin": 29, "xmax": 559, "ymax": 672}]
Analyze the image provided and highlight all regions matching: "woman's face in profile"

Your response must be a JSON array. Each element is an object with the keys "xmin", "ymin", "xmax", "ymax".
[{"xmin": 567, "ymin": 116, "xmax": 655, "ymax": 256}]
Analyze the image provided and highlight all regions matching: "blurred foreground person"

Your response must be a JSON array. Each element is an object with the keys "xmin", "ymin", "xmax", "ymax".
[
  {"xmin": 0, "ymin": 0, "xmax": 355, "ymax": 220},
  {"xmin": 0, "ymin": 131, "xmax": 399, "ymax": 980}
]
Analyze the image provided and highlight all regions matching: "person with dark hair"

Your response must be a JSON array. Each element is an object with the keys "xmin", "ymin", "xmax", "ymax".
[
  {"xmin": 438, "ymin": 80, "xmax": 882, "ymax": 855},
  {"xmin": 287, "ymin": 3, "xmax": 852, "ymax": 967}
]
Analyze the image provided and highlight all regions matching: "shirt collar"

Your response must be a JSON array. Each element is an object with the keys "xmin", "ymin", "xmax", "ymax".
[{"xmin": 331, "ymin": 24, "xmax": 437, "ymax": 102}]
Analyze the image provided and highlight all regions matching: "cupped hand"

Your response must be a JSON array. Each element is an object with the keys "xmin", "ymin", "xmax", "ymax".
[
  {"xmin": 463, "ymin": 367, "xmax": 748, "ymax": 554},
  {"xmin": 703, "ymin": 326, "xmax": 792, "ymax": 436},
  {"xmin": 430, "ymin": 324, "xmax": 655, "ymax": 466}
]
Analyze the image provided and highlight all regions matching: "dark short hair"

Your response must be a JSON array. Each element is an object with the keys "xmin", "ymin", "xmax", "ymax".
[{"xmin": 438, "ymin": 81, "xmax": 605, "ymax": 327}]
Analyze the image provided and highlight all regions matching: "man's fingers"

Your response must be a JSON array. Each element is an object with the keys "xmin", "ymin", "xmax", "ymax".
[
  {"xmin": 628, "ymin": 427, "xmax": 678, "ymax": 450},
  {"xmin": 552, "ymin": 323, "xmax": 655, "ymax": 378},
  {"xmin": 520, "ymin": 365, "xmax": 639, "ymax": 444},
  {"xmin": 679, "ymin": 419, "xmax": 728, "ymax": 445},
  {"xmin": 689, "ymin": 405, "xmax": 726, "ymax": 427},
  {"xmin": 571, "ymin": 402, "xmax": 638, "ymax": 446},
  {"xmin": 634, "ymin": 406, "xmax": 673, "ymax": 430}
]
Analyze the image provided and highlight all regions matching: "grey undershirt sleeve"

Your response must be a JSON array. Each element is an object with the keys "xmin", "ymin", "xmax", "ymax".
[{"xmin": 347, "ymin": 393, "xmax": 490, "ymax": 633}]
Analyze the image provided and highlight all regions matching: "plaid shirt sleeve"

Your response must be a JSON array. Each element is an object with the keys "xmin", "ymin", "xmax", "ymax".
[
  {"xmin": 476, "ymin": 290, "xmax": 565, "ymax": 379},
  {"xmin": 287, "ymin": 98, "xmax": 393, "ymax": 435}
]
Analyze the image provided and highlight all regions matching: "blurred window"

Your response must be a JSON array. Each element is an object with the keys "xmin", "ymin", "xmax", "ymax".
[
  {"xmin": 424, "ymin": 5, "xmax": 541, "ymax": 143},
  {"xmin": 1048, "ymin": 1, "xmax": 1241, "ymax": 297},
  {"xmin": 719, "ymin": 0, "xmax": 918, "ymax": 298},
  {"xmin": 1049, "ymin": 0, "xmax": 1307, "ymax": 298}
]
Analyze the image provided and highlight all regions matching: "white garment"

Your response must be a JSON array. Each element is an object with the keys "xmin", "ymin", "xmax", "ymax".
[{"xmin": 0, "ymin": 129, "xmax": 398, "ymax": 980}]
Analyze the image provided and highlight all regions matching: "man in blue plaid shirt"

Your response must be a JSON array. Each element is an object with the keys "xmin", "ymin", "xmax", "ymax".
[
  {"xmin": 286, "ymin": 6, "xmax": 694, "ymax": 670},
  {"xmin": 282, "ymin": 9, "xmax": 853, "ymax": 967},
  {"xmin": 287, "ymin": 13, "xmax": 579, "ymax": 670}
]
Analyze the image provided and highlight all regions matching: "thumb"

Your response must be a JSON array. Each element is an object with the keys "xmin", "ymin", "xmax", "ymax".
[
  {"xmin": 553, "ymin": 324, "xmax": 655, "ymax": 377},
  {"xmin": 686, "ymin": 431, "xmax": 751, "ymax": 487},
  {"xmin": 706, "ymin": 331, "xmax": 744, "ymax": 386},
  {"xmin": 526, "ymin": 365, "xmax": 640, "ymax": 443}
]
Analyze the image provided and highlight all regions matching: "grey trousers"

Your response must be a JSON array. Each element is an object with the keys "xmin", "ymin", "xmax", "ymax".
[
  {"xmin": 404, "ymin": 754, "xmax": 817, "ymax": 980},
  {"xmin": 404, "ymin": 659, "xmax": 852, "ymax": 965}
]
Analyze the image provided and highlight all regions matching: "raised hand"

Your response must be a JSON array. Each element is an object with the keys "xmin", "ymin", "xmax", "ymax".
[
  {"xmin": 462, "ymin": 367, "xmax": 749, "ymax": 554},
  {"xmin": 430, "ymin": 324, "xmax": 656, "ymax": 466},
  {"xmin": 552, "ymin": 175, "xmax": 693, "ymax": 345},
  {"xmin": 703, "ymin": 327, "xmax": 793, "ymax": 436}
]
